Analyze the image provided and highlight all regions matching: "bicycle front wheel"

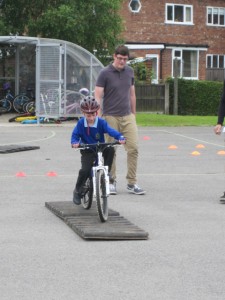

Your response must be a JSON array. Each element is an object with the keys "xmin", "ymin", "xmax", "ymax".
[
  {"xmin": 24, "ymin": 101, "xmax": 35, "ymax": 114},
  {"xmin": 96, "ymin": 169, "xmax": 108, "ymax": 222},
  {"xmin": 81, "ymin": 177, "xmax": 93, "ymax": 209},
  {"xmin": 13, "ymin": 95, "xmax": 30, "ymax": 113},
  {"xmin": 0, "ymin": 98, "xmax": 12, "ymax": 113}
]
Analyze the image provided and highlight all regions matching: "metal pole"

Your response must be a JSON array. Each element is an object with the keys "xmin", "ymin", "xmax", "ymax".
[{"xmin": 173, "ymin": 58, "xmax": 178, "ymax": 115}]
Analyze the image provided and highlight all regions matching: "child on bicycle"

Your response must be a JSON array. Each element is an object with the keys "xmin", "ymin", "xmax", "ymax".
[{"xmin": 71, "ymin": 96, "xmax": 125, "ymax": 205}]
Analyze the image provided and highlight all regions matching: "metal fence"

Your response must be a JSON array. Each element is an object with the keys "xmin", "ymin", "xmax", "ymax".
[
  {"xmin": 135, "ymin": 83, "xmax": 169, "ymax": 114},
  {"xmin": 206, "ymin": 68, "xmax": 225, "ymax": 82}
]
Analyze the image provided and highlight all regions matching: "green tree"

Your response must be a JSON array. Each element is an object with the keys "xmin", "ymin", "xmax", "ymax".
[{"xmin": 0, "ymin": 0, "xmax": 124, "ymax": 63}]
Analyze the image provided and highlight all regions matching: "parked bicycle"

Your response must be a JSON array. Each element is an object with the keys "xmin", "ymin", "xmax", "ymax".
[
  {"xmin": 0, "ymin": 82, "xmax": 14, "ymax": 113},
  {"xmin": 61, "ymin": 90, "xmax": 84, "ymax": 115},
  {"xmin": 76, "ymin": 141, "xmax": 121, "ymax": 222},
  {"xmin": 0, "ymin": 82, "xmax": 35, "ymax": 114},
  {"xmin": 39, "ymin": 87, "xmax": 89, "ymax": 116},
  {"xmin": 13, "ymin": 87, "xmax": 35, "ymax": 113}
]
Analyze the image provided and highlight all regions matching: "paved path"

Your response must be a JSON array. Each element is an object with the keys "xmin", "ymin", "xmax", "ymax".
[{"xmin": 1, "ymin": 114, "xmax": 225, "ymax": 299}]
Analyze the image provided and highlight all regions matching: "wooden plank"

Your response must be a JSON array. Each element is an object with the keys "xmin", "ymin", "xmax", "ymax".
[
  {"xmin": 66, "ymin": 216, "xmax": 149, "ymax": 240},
  {"xmin": 0, "ymin": 145, "xmax": 40, "ymax": 154},
  {"xmin": 45, "ymin": 201, "xmax": 120, "ymax": 219},
  {"xmin": 45, "ymin": 201, "xmax": 149, "ymax": 240}
]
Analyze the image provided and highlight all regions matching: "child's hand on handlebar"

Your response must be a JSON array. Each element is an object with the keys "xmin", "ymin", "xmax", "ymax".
[
  {"xmin": 119, "ymin": 136, "xmax": 126, "ymax": 144},
  {"xmin": 119, "ymin": 139, "xmax": 126, "ymax": 144},
  {"xmin": 71, "ymin": 143, "xmax": 80, "ymax": 148}
]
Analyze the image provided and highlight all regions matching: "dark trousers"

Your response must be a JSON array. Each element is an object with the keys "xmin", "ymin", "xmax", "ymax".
[{"xmin": 75, "ymin": 147, "xmax": 114, "ymax": 194}]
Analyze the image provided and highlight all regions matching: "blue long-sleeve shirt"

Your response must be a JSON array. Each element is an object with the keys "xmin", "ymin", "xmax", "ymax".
[{"xmin": 71, "ymin": 117, "xmax": 124, "ymax": 144}]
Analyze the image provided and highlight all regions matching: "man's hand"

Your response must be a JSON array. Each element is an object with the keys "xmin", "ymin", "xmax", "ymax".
[{"xmin": 214, "ymin": 124, "xmax": 222, "ymax": 135}]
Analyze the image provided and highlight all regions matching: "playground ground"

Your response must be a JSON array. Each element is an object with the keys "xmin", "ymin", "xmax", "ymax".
[{"xmin": 1, "ymin": 113, "xmax": 225, "ymax": 300}]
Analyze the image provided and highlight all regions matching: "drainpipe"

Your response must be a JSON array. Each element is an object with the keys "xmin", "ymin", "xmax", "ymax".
[{"xmin": 159, "ymin": 48, "xmax": 164, "ymax": 81}]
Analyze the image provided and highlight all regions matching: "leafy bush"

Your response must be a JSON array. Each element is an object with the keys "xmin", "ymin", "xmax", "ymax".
[
  {"xmin": 132, "ymin": 62, "xmax": 154, "ymax": 84},
  {"xmin": 166, "ymin": 78, "xmax": 224, "ymax": 115}
]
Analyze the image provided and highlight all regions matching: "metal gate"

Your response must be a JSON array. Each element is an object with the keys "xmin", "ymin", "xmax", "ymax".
[{"xmin": 36, "ymin": 42, "xmax": 63, "ymax": 120}]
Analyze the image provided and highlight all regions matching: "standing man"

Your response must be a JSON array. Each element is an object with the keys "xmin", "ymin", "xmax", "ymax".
[
  {"xmin": 214, "ymin": 80, "xmax": 225, "ymax": 202},
  {"xmin": 214, "ymin": 80, "xmax": 225, "ymax": 135},
  {"xmin": 95, "ymin": 45, "xmax": 145, "ymax": 195}
]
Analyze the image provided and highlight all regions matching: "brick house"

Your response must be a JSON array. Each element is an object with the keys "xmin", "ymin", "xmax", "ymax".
[{"xmin": 120, "ymin": 0, "xmax": 225, "ymax": 83}]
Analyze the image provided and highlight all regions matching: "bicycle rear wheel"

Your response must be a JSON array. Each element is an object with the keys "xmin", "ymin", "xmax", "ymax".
[
  {"xmin": 96, "ymin": 169, "xmax": 108, "ymax": 222},
  {"xmin": 0, "ymin": 98, "xmax": 12, "ymax": 113},
  {"xmin": 81, "ymin": 177, "xmax": 93, "ymax": 209}
]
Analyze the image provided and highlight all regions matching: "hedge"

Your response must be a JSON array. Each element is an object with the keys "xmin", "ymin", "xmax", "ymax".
[{"xmin": 166, "ymin": 78, "xmax": 224, "ymax": 115}]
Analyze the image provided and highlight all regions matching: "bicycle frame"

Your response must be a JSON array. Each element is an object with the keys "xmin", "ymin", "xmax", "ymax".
[
  {"xmin": 5, "ymin": 90, "xmax": 14, "ymax": 102},
  {"xmin": 92, "ymin": 150, "xmax": 110, "ymax": 197},
  {"xmin": 79, "ymin": 142, "xmax": 118, "ymax": 197}
]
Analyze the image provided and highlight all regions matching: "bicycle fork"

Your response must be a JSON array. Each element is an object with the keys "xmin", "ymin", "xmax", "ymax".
[{"xmin": 92, "ymin": 166, "xmax": 110, "ymax": 197}]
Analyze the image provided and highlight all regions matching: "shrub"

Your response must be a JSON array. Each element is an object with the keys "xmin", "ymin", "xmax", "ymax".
[{"xmin": 166, "ymin": 78, "xmax": 224, "ymax": 115}]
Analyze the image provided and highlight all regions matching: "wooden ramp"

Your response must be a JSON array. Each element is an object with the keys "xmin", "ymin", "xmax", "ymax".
[
  {"xmin": 0, "ymin": 145, "xmax": 40, "ymax": 153},
  {"xmin": 45, "ymin": 201, "xmax": 149, "ymax": 240}
]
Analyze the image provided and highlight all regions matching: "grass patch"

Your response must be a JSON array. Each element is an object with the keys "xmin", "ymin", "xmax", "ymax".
[{"xmin": 136, "ymin": 113, "xmax": 217, "ymax": 126}]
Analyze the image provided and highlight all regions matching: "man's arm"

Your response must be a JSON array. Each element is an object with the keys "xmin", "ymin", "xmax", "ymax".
[
  {"xmin": 130, "ymin": 85, "xmax": 136, "ymax": 115},
  {"xmin": 95, "ymin": 86, "xmax": 104, "ymax": 116}
]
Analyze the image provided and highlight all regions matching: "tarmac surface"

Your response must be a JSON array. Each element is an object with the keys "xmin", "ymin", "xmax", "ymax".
[{"xmin": 1, "ymin": 113, "xmax": 225, "ymax": 299}]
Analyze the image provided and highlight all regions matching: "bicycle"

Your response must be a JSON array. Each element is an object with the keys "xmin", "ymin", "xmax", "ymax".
[
  {"xmin": 13, "ymin": 88, "xmax": 34, "ymax": 113},
  {"xmin": 76, "ymin": 141, "xmax": 121, "ymax": 222},
  {"xmin": 0, "ymin": 83, "xmax": 14, "ymax": 113},
  {"xmin": 38, "ymin": 88, "xmax": 88, "ymax": 117},
  {"xmin": 61, "ymin": 90, "xmax": 84, "ymax": 115}
]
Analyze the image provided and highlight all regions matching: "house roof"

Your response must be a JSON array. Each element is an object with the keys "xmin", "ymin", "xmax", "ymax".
[{"xmin": 126, "ymin": 42, "xmax": 209, "ymax": 50}]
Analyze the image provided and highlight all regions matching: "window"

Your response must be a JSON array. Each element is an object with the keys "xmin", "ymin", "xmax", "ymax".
[
  {"xmin": 207, "ymin": 55, "xmax": 225, "ymax": 68},
  {"xmin": 129, "ymin": 0, "xmax": 142, "ymax": 13},
  {"xmin": 145, "ymin": 54, "xmax": 159, "ymax": 84},
  {"xmin": 207, "ymin": 7, "xmax": 225, "ymax": 26},
  {"xmin": 172, "ymin": 49, "xmax": 198, "ymax": 79},
  {"xmin": 166, "ymin": 4, "xmax": 193, "ymax": 24}
]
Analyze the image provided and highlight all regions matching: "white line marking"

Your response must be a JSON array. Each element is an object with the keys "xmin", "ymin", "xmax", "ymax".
[
  {"xmin": 0, "ymin": 130, "xmax": 56, "ymax": 146},
  {"xmin": 139, "ymin": 129, "xmax": 225, "ymax": 148},
  {"xmin": 163, "ymin": 130, "xmax": 225, "ymax": 148}
]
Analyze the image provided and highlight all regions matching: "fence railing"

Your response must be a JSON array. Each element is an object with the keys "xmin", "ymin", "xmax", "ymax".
[
  {"xmin": 135, "ymin": 83, "xmax": 169, "ymax": 114},
  {"xmin": 206, "ymin": 68, "xmax": 225, "ymax": 82}
]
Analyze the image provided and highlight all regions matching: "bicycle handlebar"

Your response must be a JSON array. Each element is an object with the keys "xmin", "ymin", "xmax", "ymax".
[{"xmin": 78, "ymin": 141, "xmax": 122, "ymax": 150}]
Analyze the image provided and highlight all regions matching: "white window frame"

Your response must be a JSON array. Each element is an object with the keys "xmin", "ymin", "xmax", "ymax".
[
  {"xmin": 165, "ymin": 3, "xmax": 193, "ymax": 25},
  {"xmin": 207, "ymin": 6, "xmax": 225, "ymax": 27},
  {"xmin": 206, "ymin": 54, "xmax": 225, "ymax": 68},
  {"xmin": 171, "ymin": 48, "xmax": 199, "ymax": 80},
  {"xmin": 145, "ymin": 54, "xmax": 159, "ymax": 84},
  {"xmin": 129, "ymin": 0, "xmax": 142, "ymax": 13}
]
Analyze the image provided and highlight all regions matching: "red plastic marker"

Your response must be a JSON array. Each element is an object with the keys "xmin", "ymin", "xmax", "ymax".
[
  {"xmin": 16, "ymin": 172, "xmax": 26, "ymax": 177},
  {"xmin": 46, "ymin": 171, "xmax": 57, "ymax": 177},
  {"xmin": 143, "ymin": 136, "xmax": 150, "ymax": 140}
]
